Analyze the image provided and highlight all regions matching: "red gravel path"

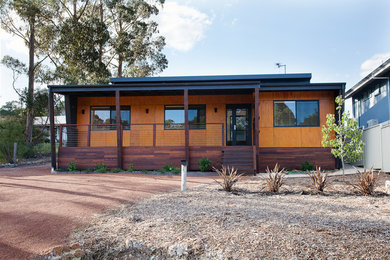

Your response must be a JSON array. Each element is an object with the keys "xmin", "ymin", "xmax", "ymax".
[{"xmin": 0, "ymin": 164, "xmax": 213, "ymax": 259}]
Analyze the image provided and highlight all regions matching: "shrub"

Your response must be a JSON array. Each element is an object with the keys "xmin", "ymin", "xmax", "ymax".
[
  {"xmin": 353, "ymin": 167, "xmax": 379, "ymax": 195},
  {"xmin": 0, "ymin": 118, "xmax": 25, "ymax": 163},
  {"xmin": 262, "ymin": 163, "xmax": 286, "ymax": 192},
  {"xmin": 128, "ymin": 162, "xmax": 134, "ymax": 172},
  {"xmin": 198, "ymin": 157, "xmax": 211, "ymax": 172},
  {"xmin": 213, "ymin": 165, "xmax": 243, "ymax": 192},
  {"xmin": 68, "ymin": 161, "xmax": 77, "ymax": 172},
  {"xmin": 300, "ymin": 161, "xmax": 314, "ymax": 171},
  {"xmin": 95, "ymin": 161, "xmax": 107, "ymax": 173},
  {"xmin": 171, "ymin": 168, "xmax": 181, "ymax": 174},
  {"xmin": 111, "ymin": 168, "xmax": 122, "ymax": 173},
  {"xmin": 163, "ymin": 162, "xmax": 175, "ymax": 172},
  {"xmin": 33, "ymin": 143, "xmax": 51, "ymax": 157},
  {"xmin": 306, "ymin": 166, "xmax": 328, "ymax": 192}
]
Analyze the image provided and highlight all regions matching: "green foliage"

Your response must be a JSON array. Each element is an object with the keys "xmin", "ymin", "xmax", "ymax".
[
  {"xmin": 111, "ymin": 168, "xmax": 122, "ymax": 173},
  {"xmin": 0, "ymin": 118, "xmax": 25, "ymax": 163},
  {"xmin": 163, "ymin": 162, "xmax": 175, "ymax": 172},
  {"xmin": 68, "ymin": 161, "xmax": 77, "ymax": 172},
  {"xmin": 128, "ymin": 162, "xmax": 134, "ymax": 172},
  {"xmin": 50, "ymin": 0, "xmax": 167, "ymax": 84},
  {"xmin": 95, "ymin": 161, "xmax": 108, "ymax": 173},
  {"xmin": 162, "ymin": 162, "xmax": 180, "ymax": 174},
  {"xmin": 33, "ymin": 143, "xmax": 51, "ymax": 156},
  {"xmin": 322, "ymin": 96, "xmax": 364, "ymax": 174},
  {"xmin": 171, "ymin": 168, "xmax": 181, "ymax": 174},
  {"xmin": 300, "ymin": 161, "xmax": 314, "ymax": 171},
  {"xmin": 198, "ymin": 157, "xmax": 211, "ymax": 172}
]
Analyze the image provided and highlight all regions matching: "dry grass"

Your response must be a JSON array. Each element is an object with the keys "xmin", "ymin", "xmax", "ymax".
[
  {"xmin": 306, "ymin": 166, "xmax": 329, "ymax": 192},
  {"xmin": 66, "ymin": 173, "xmax": 390, "ymax": 259},
  {"xmin": 353, "ymin": 167, "xmax": 379, "ymax": 195},
  {"xmin": 213, "ymin": 165, "xmax": 243, "ymax": 192},
  {"xmin": 262, "ymin": 163, "xmax": 286, "ymax": 192}
]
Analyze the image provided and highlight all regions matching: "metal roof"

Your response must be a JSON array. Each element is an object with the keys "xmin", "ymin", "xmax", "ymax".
[
  {"xmin": 48, "ymin": 73, "xmax": 345, "ymax": 94},
  {"xmin": 109, "ymin": 73, "xmax": 312, "ymax": 84},
  {"xmin": 345, "ymin": 58, "xmax": 390, "ymax": 98}
]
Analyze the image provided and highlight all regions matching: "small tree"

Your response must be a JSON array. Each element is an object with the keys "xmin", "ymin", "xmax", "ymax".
[{"xmin": 322, "ymin": 95, "xmax": 364, "ymax": 174}]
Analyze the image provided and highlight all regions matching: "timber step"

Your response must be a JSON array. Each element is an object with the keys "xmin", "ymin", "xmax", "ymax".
[{"xmin": 222, "ymin": 146, "xmax": 254, "ymax": 174}]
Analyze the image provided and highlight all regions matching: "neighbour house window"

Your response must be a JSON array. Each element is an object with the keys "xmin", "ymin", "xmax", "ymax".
[
  {"xmin": 90, "ymin": 106, "xmax": 130, "ymax": 130},
  {"xmin": 274, "ymin": 100, "xmax": 319, "ymax": 127},
  {"xmin": 164, "ymin": 105, "xmax": 206, "ymax": 129}
]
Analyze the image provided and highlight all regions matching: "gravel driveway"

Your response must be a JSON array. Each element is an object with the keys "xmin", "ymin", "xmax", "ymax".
[{"xmin": 0, "ymin": 164, "xmax": 213, "ymax": 259}]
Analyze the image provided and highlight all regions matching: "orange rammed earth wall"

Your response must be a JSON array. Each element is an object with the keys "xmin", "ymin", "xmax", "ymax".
[{"xmin": 75, "ymin": 91, "xmax": 335, "ymax": 148}]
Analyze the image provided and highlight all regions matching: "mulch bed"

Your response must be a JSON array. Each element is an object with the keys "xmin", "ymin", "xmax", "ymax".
[{"xmin": 56, "ymin": 173, "xmax": 390, "ymax": 259}]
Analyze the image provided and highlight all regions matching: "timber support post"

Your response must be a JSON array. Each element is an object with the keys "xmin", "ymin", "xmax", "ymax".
[
  {"xmin": 184, "ymin": 89, "xmax": 189, "ymax": 165},
  {"xmin": 49, "ymin": 90, "xmax": 56, "ymax": 171},
  {"xmin": 116, "ymin": 90, "xmax": 122, "ymax": 169},
  {"xmin": 254, "ymin": 87, "xmax": 260, "ymax": 174}
]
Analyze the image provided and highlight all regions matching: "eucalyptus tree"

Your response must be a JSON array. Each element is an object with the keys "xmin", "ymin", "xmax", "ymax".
[
  {"xmin": 103, "ymin": 0, "xmax": 168, "ymax": 77},
  {"xmin": 0, "ymin": 0, "xmax": 59, "ymax": 143},
  {"xmin": 51, "ymin": 0, "xmax": 168, "ymax": 83}
]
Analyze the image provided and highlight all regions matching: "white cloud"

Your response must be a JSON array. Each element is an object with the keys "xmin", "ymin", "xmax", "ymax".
[
  {"xmin": 158, "ymin": 2, "xmax": 212, "ymax": 52},
  {"xmin": 360, "ymin": 53, "xmax": 390, "ymax": 77}
]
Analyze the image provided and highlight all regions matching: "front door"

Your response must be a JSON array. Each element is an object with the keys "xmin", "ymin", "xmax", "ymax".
[{"xmin": 226, "ymin": 105, "xmax": 251, "ymax": 146}]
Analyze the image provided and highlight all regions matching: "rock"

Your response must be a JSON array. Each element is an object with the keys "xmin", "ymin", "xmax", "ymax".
[
  {"xmin": 62, "ymin": 245, "xmax": 70, "ymax": 252},
  {"xmin": 52, "ymin": 246, "xmax": 63, "ymax": 255},
  {"xmin": 70, "ymin": 243, "xmax": 81, "ymax": 250},
  {"xmin": 74, "ymin": 249, "xmax": 84, "ymax": 257}
]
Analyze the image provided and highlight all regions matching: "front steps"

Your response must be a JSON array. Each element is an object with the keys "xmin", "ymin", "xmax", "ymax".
[{"xmin": 222, "ymin": 146, "xmax": 255, "ymax": 174}]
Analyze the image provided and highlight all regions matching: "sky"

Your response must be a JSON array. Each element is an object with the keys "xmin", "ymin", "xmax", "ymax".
[{"xmin": 1, "ymin": 0, "xmax": 390, "ymax": 110}]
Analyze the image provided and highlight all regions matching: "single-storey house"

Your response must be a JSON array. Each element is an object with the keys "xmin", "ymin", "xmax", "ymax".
[{"xmin": 48, "ymin": 73, "xmax": 345, "ymax": 173}]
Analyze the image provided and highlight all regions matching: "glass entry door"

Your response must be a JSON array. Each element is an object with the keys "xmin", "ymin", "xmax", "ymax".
[{"xmin": 226, "ymin": 105, "xmax": 251, "ymax": 146}]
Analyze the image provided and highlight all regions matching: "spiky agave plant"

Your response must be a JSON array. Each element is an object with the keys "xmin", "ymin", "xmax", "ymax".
[
  {"xmin": 263, "ymin": 163, "xmax": 286, "ymax": 193},
  {"xmin": 353, "ymin": 167, "xmax": 379, "ymax": 195},
  {"xmin": 306, "ymin": 166, "xmax": 328, "ymax": 192},
  {"xmin": 213, "ymin": 165, "xmax": 243, "ymax": 192}
]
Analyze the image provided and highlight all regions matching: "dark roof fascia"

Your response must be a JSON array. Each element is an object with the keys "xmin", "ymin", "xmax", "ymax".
[
  {"xmin": 49, "ymin": 82, "xmax": 345, "ymax": 94},
  {"xmin": 109, "ymin": 73, "xmax": 312, "ymax": 84},
  {"xmin": 345, "ymin": 58, "xmax": 390, "ymax": 99},
  {"xmin": 48, "ymin": 83, "xmax": 260, "ymax": 93}
]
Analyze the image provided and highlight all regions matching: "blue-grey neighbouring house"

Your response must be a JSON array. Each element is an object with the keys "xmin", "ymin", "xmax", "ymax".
[{"xmin": 346, "ymin": 58, "xmax": 390, "ymax": 128}]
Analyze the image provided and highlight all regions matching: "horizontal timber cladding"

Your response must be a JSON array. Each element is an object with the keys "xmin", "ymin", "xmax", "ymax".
[
  {"xmin": 58, "ymin": 147, "xmax": 117, "ymax": 170},
  {"xmin": 123, "ymin": 146, "xmax": 223, "ymax": 171},
  {"xmin": 258, "ymin": 147, "xmax": 336, "ymax": 171},
  {"xmin": 58, "ymin": 146, "xmax": 223, "ymax": 171}
]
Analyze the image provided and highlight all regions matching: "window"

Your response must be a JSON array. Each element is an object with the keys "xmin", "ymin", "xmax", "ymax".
[
  {"xmin": 91, "ymin": 106, "xmax": 130, "ymax": 130},
  {"xmin": 274, "ymin": 100, "xmax": 319, "ymax": 127},
  {"xmin": 164, "ymin": 105, "xmax": 206, "ymax": 129}
]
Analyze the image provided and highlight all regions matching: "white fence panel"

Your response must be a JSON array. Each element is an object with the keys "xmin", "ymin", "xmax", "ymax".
[
  {"xmin": 381, "ymin": 124, "xmax": 390, "ymax": 172},
  {"xmin": 363, "ymin": 125, "xmax": 382, "ymax": 169}
]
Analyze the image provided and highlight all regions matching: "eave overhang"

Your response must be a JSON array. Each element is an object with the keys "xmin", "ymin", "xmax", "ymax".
[{"xmin": 346, "ymin": 58, "xmax": 390, "ymax": 99}]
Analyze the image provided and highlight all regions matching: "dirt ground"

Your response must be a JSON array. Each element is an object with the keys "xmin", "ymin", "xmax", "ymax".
[
  {"xmin": 70, "ymin": 173, "xmax": 390, "ymax": 259},
  {"xmin": 0, "ymin": 164, "xmax": 214, "ymax": 259}
]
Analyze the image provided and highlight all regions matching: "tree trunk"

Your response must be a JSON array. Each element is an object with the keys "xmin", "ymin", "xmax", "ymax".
[
  {"xmin": 25, "ymin": 18, "xmax": 36, "ymax": 144},
  {"xmin": 98, "ymin": 0, "xmax": 103, "ymax": 64},
  {"xmin": 118, "ymin": 55, "xmax": 123, "ymax": 77}
]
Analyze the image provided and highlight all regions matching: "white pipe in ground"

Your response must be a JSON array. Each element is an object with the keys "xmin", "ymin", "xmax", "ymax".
[{"xmin": 181, "ymin": 160, "xmax": 187, "ymax": 191}]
